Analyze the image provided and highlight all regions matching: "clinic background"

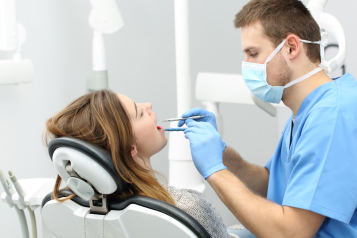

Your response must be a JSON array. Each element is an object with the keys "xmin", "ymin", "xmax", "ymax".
[{"xmin": 0, "ymin": 0, "xmax": 352, "ymax": 236}]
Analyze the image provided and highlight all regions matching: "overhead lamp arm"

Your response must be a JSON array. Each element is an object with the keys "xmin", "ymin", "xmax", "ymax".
[
  {"xmin": 87, "ymin": 0, "xmax": 124, "ymax": 92},
  {"xmin": 307, "ymin": 0, "xmax": 346, "ymax": 73}
]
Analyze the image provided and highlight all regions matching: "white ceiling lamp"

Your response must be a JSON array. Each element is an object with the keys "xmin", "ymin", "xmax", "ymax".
[{"xmin": 0, "ymin": 0, "xmax": 35, "ymax": 86}]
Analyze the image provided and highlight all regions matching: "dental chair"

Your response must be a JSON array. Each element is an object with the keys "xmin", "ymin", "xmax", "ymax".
[{"xmin": 41, "ymin": 137, "xmax": 211, "ymax": 238}]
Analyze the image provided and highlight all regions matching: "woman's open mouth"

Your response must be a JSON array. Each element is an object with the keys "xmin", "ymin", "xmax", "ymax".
[{"xmin": 157, "ymin": 126, "xmax": 164, "ymax": 133}]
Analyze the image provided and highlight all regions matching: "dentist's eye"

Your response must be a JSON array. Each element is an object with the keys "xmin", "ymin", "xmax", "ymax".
[{"xmin": 250, "ymin": 53, "xmax": 257, "ymax": 58}]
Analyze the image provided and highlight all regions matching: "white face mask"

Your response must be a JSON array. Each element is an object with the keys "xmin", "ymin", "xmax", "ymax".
[{"xmin": 241, "ymin": 32, "xmax": 330, "ymax": 104}]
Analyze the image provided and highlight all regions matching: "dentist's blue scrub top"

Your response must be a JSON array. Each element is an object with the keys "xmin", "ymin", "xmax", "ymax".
[{"xmin": 265, "ymin": 73, "xmax": 357, "ymax": 237}]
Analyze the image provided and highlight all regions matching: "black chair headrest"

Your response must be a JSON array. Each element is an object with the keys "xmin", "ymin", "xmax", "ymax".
[{"xmin": 48, "ymin": 137, "xmax": 127, "ymax": 194}]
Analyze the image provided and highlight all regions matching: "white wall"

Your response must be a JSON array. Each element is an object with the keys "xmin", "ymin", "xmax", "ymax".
[{"xmin": 0, "ymin": 0, "xmax": 355, "ymax": 237}]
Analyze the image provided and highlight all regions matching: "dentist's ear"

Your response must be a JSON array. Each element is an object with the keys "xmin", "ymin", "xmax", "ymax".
[
  {"xmin": 286, "ymin": 34, "xmax": 300, "ymax": 60},
  {"xmin": 131, "ymin": 145, "xmax": 138, "ymax": 157}
]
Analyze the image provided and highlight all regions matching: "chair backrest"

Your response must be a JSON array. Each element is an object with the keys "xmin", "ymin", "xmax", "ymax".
[{"xmin": 42, "ymin": 137, "xmax": 211, "ymax": 238}]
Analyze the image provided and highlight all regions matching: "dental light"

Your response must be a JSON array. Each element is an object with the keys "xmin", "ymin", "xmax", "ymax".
[
  {"xmin": 87, "ymin": 0, "xmax": 124, "ymax": 91},
  {"xmin": 0, "ymin": 0, "xmax": 35, "ymax": 85}
]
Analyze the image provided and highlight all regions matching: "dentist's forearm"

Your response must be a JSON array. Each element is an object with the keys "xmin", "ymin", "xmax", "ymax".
[
  {"xmin": 223, "ymin": 146, "xmax": 269, "ymax": 197},
  {"xmin": 207, "ymin": 170, "xmax": 325, "ymax": 238}
]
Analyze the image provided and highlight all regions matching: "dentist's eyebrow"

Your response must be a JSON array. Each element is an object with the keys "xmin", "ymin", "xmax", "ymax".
[
  {"xmin": 134, "ymin": 102, "xmax": 137, "ymax": 117},
  {"xmin": 243, "ymin": 47, "xmax": 258, "ymax": 53}
]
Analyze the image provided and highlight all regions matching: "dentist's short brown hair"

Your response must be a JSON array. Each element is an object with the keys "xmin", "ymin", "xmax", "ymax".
[{"xmin": 234, "ymin": 0, "xmax": 321, "ymax": 64}]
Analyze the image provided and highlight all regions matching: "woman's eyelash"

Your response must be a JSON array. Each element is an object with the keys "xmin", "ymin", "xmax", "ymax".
[{"xmin": 141, "ymin": 109, "xmax": 144, "ymax": 116}]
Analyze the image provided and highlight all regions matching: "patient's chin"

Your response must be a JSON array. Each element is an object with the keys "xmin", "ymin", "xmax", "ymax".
[
  {"xmin": 154, "ymin": 136, "xmax": 168, "ymax": 155},
  {"xmin": 158, "ymin": 136, "xmax": 168, "ymax": 151},
  {"xmin": 163, "ymin": 136, "xmax": 168, "ymax": 147}
]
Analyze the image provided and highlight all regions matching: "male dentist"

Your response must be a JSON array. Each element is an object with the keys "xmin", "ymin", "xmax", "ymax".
[{"xmin": 179, "ymin": 0, "xmax": 357, "ymax": 237}]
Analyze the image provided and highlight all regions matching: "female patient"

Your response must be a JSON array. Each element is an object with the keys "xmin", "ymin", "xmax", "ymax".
[{"xmin": 43, "ymin": 90, "xmax": 235, "ymax": 238}]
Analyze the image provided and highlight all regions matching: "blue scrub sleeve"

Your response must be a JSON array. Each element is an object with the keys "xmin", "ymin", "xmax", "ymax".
[
  {"xmin": 283, "ymin": 107, "xmax": 357, "ymax": 224},
  {"xmin": 264, "ymin": 157, "xmax": 272, "ymax": 172}
]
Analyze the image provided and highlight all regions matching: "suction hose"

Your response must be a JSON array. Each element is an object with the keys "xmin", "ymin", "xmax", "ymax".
[
  {"xmin": 0, "ymin": 168, "xmax": 29, "ymax": 238},
  {"xmin": 9, "ymin": 171, "xmax": 37, "ymax": 238}
]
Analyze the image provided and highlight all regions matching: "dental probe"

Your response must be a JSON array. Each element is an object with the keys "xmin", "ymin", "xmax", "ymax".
[
  {"xmin": 0, "ymin": 169, "xmax": 29, "ymax": 238},
  {"xmin": 162, "ymin": 115, "xmax": 212, "ymax": 122},
  {"xmin": 9, "ymin": 171, "xmax": 37, "ymax": 238},
  {"xmin": 165, "ymin": 128, "xmax": 187, "ymax": 132}
]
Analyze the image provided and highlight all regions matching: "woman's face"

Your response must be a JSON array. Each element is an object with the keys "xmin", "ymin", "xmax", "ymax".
[{"xmin": 116, "ymin": 94, "xmax": 167, "ymax": 159}]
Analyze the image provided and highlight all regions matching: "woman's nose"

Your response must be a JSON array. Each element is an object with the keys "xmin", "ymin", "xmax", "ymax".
[{"xmin": 145, "ymin": 102, "xmax": 152, "ymax": 114}]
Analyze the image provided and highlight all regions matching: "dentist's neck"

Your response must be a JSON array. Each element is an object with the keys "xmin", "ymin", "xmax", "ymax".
[{"xmin": 282, "ymin": 69, "xmax": 332, "ymax": 116}]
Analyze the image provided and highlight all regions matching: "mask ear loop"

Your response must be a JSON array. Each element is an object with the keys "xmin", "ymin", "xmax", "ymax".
[
  {"xmin": 284, "ymin": 67, "xmax": 322, "ymax": 88},
  {"xmin": 300, "ymin": 32, "xmax": 330, "ymax": 74},
  {"xmin": 264, "ymin": 39, "xmax": 287, "ymax": 64},
  {"xmin": 284, "ymin": 33, "xmax": 329, "ymax": 89}
]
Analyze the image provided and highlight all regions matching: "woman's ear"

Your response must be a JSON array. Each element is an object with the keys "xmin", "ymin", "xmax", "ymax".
[{"xmin": 131, "ymin": 145, "xmax": 137, "ymax": 157}]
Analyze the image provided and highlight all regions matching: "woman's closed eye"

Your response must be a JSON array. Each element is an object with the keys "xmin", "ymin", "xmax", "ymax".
[{"xmin": 141, "ymin": 109, "xmax": 144, "ymax": 117}]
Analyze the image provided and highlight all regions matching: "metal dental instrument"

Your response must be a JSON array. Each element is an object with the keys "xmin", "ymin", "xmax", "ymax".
[
  {"xmin": 162, "ymin": 115, "xmax": 212, "ymax": 122},
  {"xmin": 165, "ymin": 128, "xmax": 187, "ymax": 132}
]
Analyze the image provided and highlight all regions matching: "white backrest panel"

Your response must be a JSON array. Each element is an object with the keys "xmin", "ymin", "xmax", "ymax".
[
  {"xmin": 42, "ymin": 200, "xmax": 198, "ymax": 238},
  {"xmin": 119, "ymin": 204, "xmax": 197, "ymax": 238},
  {"xmin": 42, "ymin": 200, "xmax": 85, "ymax": 238}
]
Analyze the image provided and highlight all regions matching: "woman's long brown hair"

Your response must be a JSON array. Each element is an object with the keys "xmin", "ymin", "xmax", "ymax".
[{"xmin": 43, "ymin": 90, "xmax": 175, "ymax": 205}]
